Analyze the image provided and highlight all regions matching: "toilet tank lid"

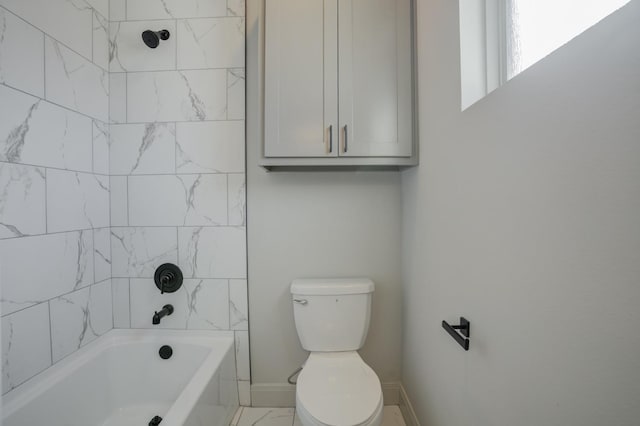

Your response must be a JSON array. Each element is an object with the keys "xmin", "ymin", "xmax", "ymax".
[{"xmin": 290, "ymin": 278, "xmax": 374, "ymax": 295}]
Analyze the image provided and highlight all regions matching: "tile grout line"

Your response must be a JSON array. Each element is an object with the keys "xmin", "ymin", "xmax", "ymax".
[
  {"xmin": 43, "ymin": 29, "xmax": 46, "ymax": 99},
  {"xmin": 44, "ymin": 168, "xmax": 48, "ymax": 233},
  {"xmin": 111, "ymin": 16, "xmax": 242, "ymax": 23},
  {"xmin": 125, "ymin": 71, "xmax": 128, "ymax": 123},
  {"xmin": 0, "ymin": 159, "xmax": 109, "ymax": 178},
  {"xmin": 228, "ymin": 280, "xmax": 231, "ymax": 334},
  {"xmin": 91, "ymin": 121, "xmax": 95, "ymax": 174},
  {"xmin": 173, "ymin": 122, "xmax": 178, "ymax": 174},
  {"xmin": 126, "ymin": 175, "xmax": 130, "ymax": 226},
  {"xmin": 92, "ymin": 228, "xmax": 96, "ymax": 289},
  {"xmin": 117, "ymin": 66, "xmax": 244, "ymax": 73},
  {"xmin": 91, "ymin": 11, "xmax": 95, "ymax": 64},
  {"xmin": 175, "ymin": 18, "xmax": 178, "ymax": 70},
  {"xmin": 1, "ymin": 81, "xmax": 109, "ymax": 126},
  {"xmin": 226, "ymin": 173, "xmax": 230, "ymax": 225},
  {"xmin": 128, "ymin": 278, "xmax": 132, "ymax": 328},
  {"xmin": 55, "ymin": 277, "xmax": 116, "ymax": 313},
  {"xmin": 0, "ymin": 224, "xmax": 245, "ymax": 243},
  {"xmin": 0, "ymin": 226, "xmax": 110, "ymax": 242},
  {"xmin": 47, "ymin": 301, "xmax": 53, "ymax": 365}
]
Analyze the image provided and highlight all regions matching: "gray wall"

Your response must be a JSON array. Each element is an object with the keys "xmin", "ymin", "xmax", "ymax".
[
  {"xmin": 402, "ymin": 0, "xmax": 640, "ymax": 424},
  {"xmin": 246, "ymin": 0, "xmax": 404, "ymax": 394}
]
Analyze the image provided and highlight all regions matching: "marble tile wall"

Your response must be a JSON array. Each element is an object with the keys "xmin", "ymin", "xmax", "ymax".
[
  {"xmin": 1, "ymin": 0, "xmax": 248, "ymax": 402},
  {"xmin": 0, "ymin": 0, "xmax": 112, "ymax": 395},
  {"xmin": 108, "ymin": 0, "xmax": 248, "ymax": 405}
]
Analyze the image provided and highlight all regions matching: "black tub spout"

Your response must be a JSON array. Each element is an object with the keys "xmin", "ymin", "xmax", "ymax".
[{"xmin": 152, "ymin": 304, "xmax": 174, "ymax": 325}]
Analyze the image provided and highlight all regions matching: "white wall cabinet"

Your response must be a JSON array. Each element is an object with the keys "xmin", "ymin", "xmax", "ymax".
[{"xmin": 261, "ymin": 0, "xmax": 416, "ymax": 168}]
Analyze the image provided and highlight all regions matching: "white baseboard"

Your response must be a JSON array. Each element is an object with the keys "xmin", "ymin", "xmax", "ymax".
[
  {"xmin": 251, "ymin": 383, "xmax": 296, "ymax": 407},
  {"xmin": 382, "ymin": 382, "xmax": 401, "ymax": 405},
  {"xmin": 250, "ymin": 382, "xmax": 404, "ymax": 408},
  {"xmin": 399, "ymin": 384, "xmax": 420, "ymax": 426}
]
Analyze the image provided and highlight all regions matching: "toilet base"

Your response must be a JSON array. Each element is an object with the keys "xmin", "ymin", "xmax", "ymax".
[{"xmin": 296, "ymin": 394, "xmax": 384, "ymax": 426}]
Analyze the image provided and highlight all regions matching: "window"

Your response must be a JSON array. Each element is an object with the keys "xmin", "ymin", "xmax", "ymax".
[{"xmin": 460, "ymin": 0, "xmax": 632, "ymax": 110}]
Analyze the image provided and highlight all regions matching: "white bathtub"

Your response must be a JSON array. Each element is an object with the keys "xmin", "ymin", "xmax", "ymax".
[{"xmin": 2, "ymin": 329, "xmax": 238, "ymax": 426}]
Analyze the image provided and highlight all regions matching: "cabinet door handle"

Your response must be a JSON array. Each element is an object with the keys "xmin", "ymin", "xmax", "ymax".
[
  {"xmin": 343, "ymin": 125, "xmax": 348, "ymax": 153},
  {"xmin": 328, "ymin": 125, "xmax": 333, "ymax": 153}
]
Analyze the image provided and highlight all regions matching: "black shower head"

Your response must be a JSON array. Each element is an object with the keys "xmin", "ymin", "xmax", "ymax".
[{"xmin": 142, "ymin": 29, "xmax": 170, "ymax": 49}]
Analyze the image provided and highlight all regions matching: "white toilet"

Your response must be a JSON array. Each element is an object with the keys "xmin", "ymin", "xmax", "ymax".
[{"xmin": 291, "ymin": 278, "xmax": 383, "ymax": 426}]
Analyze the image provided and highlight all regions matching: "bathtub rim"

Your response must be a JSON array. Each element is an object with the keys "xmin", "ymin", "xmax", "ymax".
[{"xmin": 2, "ymin": 328, "xmax": 236, "ymax": 423}]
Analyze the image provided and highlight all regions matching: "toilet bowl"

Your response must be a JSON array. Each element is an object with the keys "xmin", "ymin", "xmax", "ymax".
[
  {"xmin": 296, "ymin": 352, "xmax": 383, "ymax": 426},
  {"xmin": 290, "ymin": 278, "xmax": 383, "ymax": 426}
]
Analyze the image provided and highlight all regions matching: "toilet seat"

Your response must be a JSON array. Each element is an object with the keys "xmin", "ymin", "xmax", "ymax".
[{"xmin": 296, "ymin": 352, "xmax": 383, "ymax": 426}]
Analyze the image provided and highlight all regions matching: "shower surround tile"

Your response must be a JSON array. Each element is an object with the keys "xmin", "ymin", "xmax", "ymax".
[
  {"xmin": 0, "ymin": 231, "xmax": 94, "ymax": 316},
  {"xmin": 227, "ymin": 0, "xmax": 246, "ymax": 17},
  {"xmin": 228, "ymin": 174, "xmax": 246, "ymax": 226},
  {"xmin": 93, "ymin": 11, "xmax": 109, "ymax": 71},
  {"xmin": 0, "ymin": 0, "xmax": 93, "ymax": 59},
  {"xmin": 110, "ymin": 0, "xmax": 126, "ymax": 21},
  {"xmin": 176, "ymin": 121, "xmax": 245, "ymax": 173},
  {"xmin": 127, "ymin": 69, "xmax": 227, "ymax": 122},
  {"xmin": 178, "ymin": 227, "xmax": 247, "ymax": 279},
  {"xmin": 109, "ymin": 73, "xmax": 127, "ymax": 123},
  {"xmin": 0, "ymin": 0, "xmax": 122, "ymax": 394},
  {"xmin": 0, "ymin": 7, "xmax": 44, "ymax": 97},
  {"xmin": 0, "ymin": 85, "xmax": 93, "ymax": 173},
  {"xmin": 93, "ymin": 121, "xmax": 110, "ymax": 175},
  {"xmin": 112, "ymin": 278, "xmax": 130, "ymax": 328},
  {"xmin": 94, "ymin": 228, "xmax": 112, "ymax": 283},
  {"xmin": 238, "ymin": 380, "xmax": 251, "ymax": 406},
  {"xmin": 0, "ymin": 163, "xmax": 46, "ymax": 239},
  {"xmin": 109, "ymin": 20, "xmax": 177, "ymax": 72},
  {"xmin": 86, "ymin": 0, "xmax": 109, "ymax": 20},
  {"xmin": 110, "ymin": 123, "xmax": 176, "ymax": 175},
  {"xmin": 109, "ymin": 176, "xmax": 128, "ymax": 226},
  {"xmin": 1, "ymin": 303, "xmax": 52, "ymax": 394},
  {"xmin": 128, "ymin": 174, "xmax": 228, "ymax": 226},
  {"xmin": 234, "ymin": 330, "xmax": 250, "ymax": 381},
  {"xmin": 227, "ymin": 68, "xmax": 245, "ymax": 120},
  {"xmin": 177, "ymin": 17, "xmax": 245, "ymax": 69},
  {"xmin": 45, "ymin": 37, "xmax": 109, "ymax": 122},
  {"xmin": 130, "ymin": 278, "xmax": 229, "ymax": 329},
  {"xmin": 0, "ymin": 0, "xmax": 251, "ymax": 395},
  {"xmin": 50, "ymin": 280, "xmax": 113, "ymax": 362},
  {"xmin": 126, "ymin": 0, "xmax": 228, "ymax": 20},
  {"xmin": 229, "ymin": 279, "xmax": 248, "ymax": 331},
  {"xmin": 46, "ymin": 169, "xmax": 110, "ymax": 233},
  {"xmin": 111, "ymin": 227, "xmax": 178, "ymax": 277}
]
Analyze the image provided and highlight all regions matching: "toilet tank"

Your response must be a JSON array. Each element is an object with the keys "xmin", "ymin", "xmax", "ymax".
[{"xmin": 291, "ymin": 278, "xmax": 374, "ymax": 352}]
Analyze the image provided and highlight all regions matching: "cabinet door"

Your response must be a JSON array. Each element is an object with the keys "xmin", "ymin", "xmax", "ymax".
[
  {"xmin": 338, "ymin": 0, "xmax": 413, "ymax": 157},
  {"xmin": 264, "ymin": 0, "xmax": 338, "ymax": 157}
]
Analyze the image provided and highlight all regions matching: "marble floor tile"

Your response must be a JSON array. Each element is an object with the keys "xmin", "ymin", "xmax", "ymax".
[
  {"xmin": 292, "ymin": 411, "xmax": 302, "ymax": 426},
  {"xmin": 231, "ymin": 407, "xmax": 244, "ymax": 426},
  {"xmin": 241, "ymin": 406, "xmax": 407, "ymax": 426},
  {"xmin": 382, "ymin": 406, "xmax": 407, "ymax": 426},
  {"xmin": 237, "ymin": 408, "xmax": 294, "ymax": 426}
]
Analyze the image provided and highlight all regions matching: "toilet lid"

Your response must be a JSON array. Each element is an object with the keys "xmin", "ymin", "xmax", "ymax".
[{"xmin": 297, "ymin": 352, "xmax": 382, "ymax": 426}]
